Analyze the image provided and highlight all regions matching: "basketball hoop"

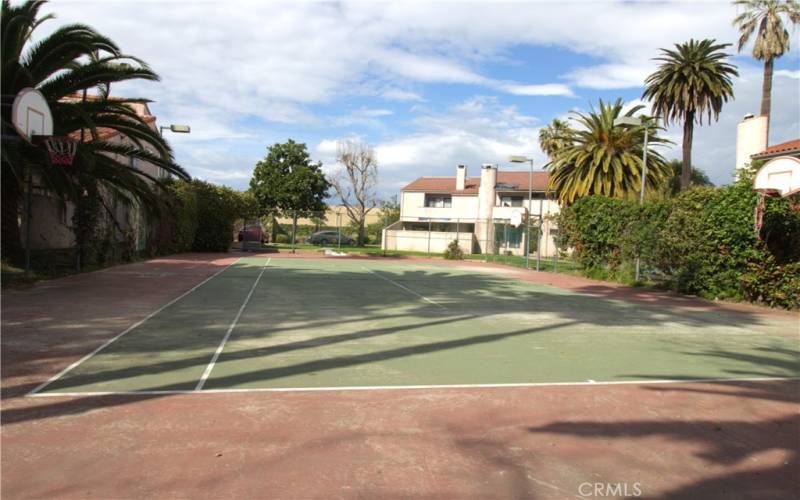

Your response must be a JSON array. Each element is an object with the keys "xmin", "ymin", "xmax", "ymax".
[
  {"xmin": 752, "ymin": 156, "xmax": 800, "ymax": 238},
  {"xmin": 34, "ymin": 136, "xmax": 78, "ymax": 166}
]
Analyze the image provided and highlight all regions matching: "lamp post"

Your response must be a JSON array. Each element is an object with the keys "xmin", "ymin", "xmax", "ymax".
[
  {"xmin": 159, "ymin": 124, "xmax": 191, "ymax": 136},
  {"xmin": 613, "ymin": 115, "xmax": 650, "ymax": 282},
  {"xmin": 158, "ymin": 124, "xmax": 190, "ymax": 178},
  {"xmin": 509, "ymin": 155, "xmax": 537, "ymax": 270}
]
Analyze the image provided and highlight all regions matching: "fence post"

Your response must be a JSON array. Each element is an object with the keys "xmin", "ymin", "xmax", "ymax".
[
  {"xmin": 427, "ymin": 218, "xmax": 432, "ymax": 256},
  {"xmin": 536, "ymin": 198, "xmax": 543, "ymax": 271},
  {"xmin": 24, "ymin": 168, "xmax": 33, "ymax": 275},
  {"xmin": 291, "ymin": 210, "xmax": 297, "ymax": 254},
  {"xmin": 484, "ymin": 218, "xmax": 490, "ymax": 263},
  {"xmin": 337, "ymin": 212, "xmax": 341, "ymax": 250}
]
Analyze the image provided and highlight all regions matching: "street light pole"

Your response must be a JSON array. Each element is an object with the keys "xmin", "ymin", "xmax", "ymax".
[
  {"xmin": 510, "ymin": 155, "xmax": 535, "ymax": 270},
  {"xmin": 635, "ymin": 125, "xmax": 649, "ymax": 282},
  {"xmin": 614, "ymin": 115, "xmax": 651, "ymax": 282},
  {"xmin": 526, "ymin": 158, "xmax": 533, "ymax": 270}
]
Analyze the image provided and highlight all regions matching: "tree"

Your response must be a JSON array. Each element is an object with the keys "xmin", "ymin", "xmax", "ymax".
[
  {"xmin": 643, "ymin": 39, "xmax": 738, "ymax": 191},
  {"xmin": 538, "ymin": 118, "xmax": 574, "ymax": 160},
  {"xmin": 249, "ymin": 139, "xmax": 330, "ymax": 247},
  {"xmin": 733, "ymin": 0, "xmax": 800, "ymax": 138},
  {"xmin": 1, "ymin": 0, "xmax": 188, "ymax": 264},
  {"xmin": 329, "ymin": 139, "xmax": 379, "ymax": 246},
  {"xmin": 664, "ymin": 160, "xmax": 714, "ymax": 196},
  {"xmin": 546, "ymin": 99, "xmax": 671, "ymax": 205},
  {"xmin": 365, "ymin": 196, "xmax": 401, "ymax": 244}
]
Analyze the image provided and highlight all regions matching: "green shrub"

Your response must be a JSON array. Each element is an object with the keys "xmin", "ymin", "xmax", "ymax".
[
  {"xmin": 190, "ymin": 181, "xmax": 242, "ymax": 252},
  {"xmin": 740, "ymin": 253, "xmax": 800, "ymax": 309},
  {"xmin": 554, "ymin": 176, "xmax": 800, "ymax": 308},
  {"xmin": 443, "ymin": 240, "xmax": 464, "ymax": 260},
  {"xmin": 275, "ymin": 234, "xmax": 290, "ymax": 244}
]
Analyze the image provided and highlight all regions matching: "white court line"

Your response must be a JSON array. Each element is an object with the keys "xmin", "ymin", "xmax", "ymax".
[
  {"xmin": 28, "ymin": 376, "xmax": 799, "ymax": 397},
  {"xmin": 362, "ymin": 266, "xmax": 445, "ymax": 309},
  {"xmin": 195, "ymin": 258, "xmax": 271, "ymax": 390},
  {"xmin": 27, "ymin": 257, "xmax": 244, "ymax": 396}
]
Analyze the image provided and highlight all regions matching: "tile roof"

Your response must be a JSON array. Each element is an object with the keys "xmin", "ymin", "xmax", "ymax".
[
  {"xmin": 60, "ymin": 95, "xmax": 157, "ymax": 143},
  {"xmin": 402, "ymin": 170, "xmax": 549, "ymax": 194},
  {"xmin": 66, "ymin": 116, "xmax": 156, "ymax": 143},
  {"xmin": 751, "ymin": 139, "xmax": 800, "ymax": 159}
]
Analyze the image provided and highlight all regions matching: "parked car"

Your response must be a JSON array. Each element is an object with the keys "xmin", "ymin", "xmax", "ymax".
[
  {"xmin": 308, "ymin": 230, "xmax": 354, "ymax": 245},
  {"xmin": 238, "ymin": 224, "xmax": 266, "ymax": 243}
]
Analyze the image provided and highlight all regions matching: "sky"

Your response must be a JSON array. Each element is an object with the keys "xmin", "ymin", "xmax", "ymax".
[{"xmin": 38, "ymin": 0, "xmax": 800, "ymax": 198}]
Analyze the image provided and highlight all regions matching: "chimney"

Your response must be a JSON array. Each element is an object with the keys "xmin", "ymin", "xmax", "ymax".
[
  {"xmin": 736, "ymin": 114, "xmax": 768, "ymax": 175},
  {"xmin": 475, "ymin": 164, "xmax": 498, "ymax": 254},
  {"xmin": 456, "ymin": 164, "xmax": 467, "ymax": 190},
  {"xmin": 478, "ymin": 164, "xmax": 497, "ymax": 221}
]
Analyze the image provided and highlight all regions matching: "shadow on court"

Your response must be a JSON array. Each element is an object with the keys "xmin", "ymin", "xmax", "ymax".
[
  {"xmin": 528, "ymin": 378, "xmax": 800, "ymax": 498},
  {"xmin": 3, "ymin": 258, "xmax": 798, "ymax": 419},
  {"xmin": 2, "ymin": 256, "xmax": 799, "ymax": 498}
]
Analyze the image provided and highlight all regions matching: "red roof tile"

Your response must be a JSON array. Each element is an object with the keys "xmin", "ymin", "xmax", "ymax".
[
  {"xmin": 402, "ymin": 171, "xmax": 549, "ymax": 194},
  {"xmin": 60, "ymin": 95, "xmax": 157, "ymax": 143},
  {"xmin": 752, "ymin": 139, "xmax": 800, "ymax": 159}
]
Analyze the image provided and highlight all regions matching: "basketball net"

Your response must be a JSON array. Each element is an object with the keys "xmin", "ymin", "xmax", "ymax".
[
  {"xmin": 754, "ymin": 189, "xmax": 781, "ymax": 239},
  {"xmin": 37, "ymin": 136, "xmax": 78, "ymax": 166},
  {"xmin": 754, "ymin": 192, "xmax": 766, "ymax": 238}
]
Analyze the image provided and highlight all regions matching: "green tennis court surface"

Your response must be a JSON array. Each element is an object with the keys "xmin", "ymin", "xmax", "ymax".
[{"xmin": 36, "ymin": 257, "xmax": 799, "ymax": 394}]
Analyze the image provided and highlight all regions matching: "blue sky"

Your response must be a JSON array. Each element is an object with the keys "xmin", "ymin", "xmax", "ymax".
[{"xmin": 41, "ymin": 0, "xmax": 800, "ymax": 198}]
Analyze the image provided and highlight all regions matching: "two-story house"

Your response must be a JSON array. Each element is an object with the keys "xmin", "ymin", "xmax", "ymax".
[{"xmin": 382, "ymin": 164, "xmax": 560, "ymax": 257}]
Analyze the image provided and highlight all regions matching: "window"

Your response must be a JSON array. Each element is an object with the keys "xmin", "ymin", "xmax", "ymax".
[
  {"xmin": 499, "ymin": 196, "xmax": 524, "ymax": 207},
  {"xmin": 425, "ymin": 194, "xmax": 452, "ymax": 208}
]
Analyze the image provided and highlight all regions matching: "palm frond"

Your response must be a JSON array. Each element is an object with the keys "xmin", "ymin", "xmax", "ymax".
[{"xmin": 546, "ymin": 99, "xmax": 672, "ymax": 205}]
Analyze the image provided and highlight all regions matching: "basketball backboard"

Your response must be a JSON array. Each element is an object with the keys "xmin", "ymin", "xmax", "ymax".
[
  {"xmin": 510, "ymin": 210, "xmax": 523, "ymax": 228},
  {"xmin": 754, "ymin": 156, "xmax": 800, "ymax": 197},
  {"xmin": 11, "ymin": 88, "xmax": 53, "ymax": 143}
]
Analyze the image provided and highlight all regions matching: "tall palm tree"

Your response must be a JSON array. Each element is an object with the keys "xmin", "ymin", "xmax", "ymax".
[
  {"xmin": 664, "ymin": 160, "xmax": 714, "ymax": 196},
  {"xmin": 1, "ymin": 0, "xmax": 189, "ymax": 263},
  {"xmin": 642, "ymin": 39, "xmax": 738, "ymax": 191},
  {"xmin": 733, "ymin": 0, "xmax": 800, "ymax": 138},
  {"xmin": 546, "ymin": 99, "xmax": 671, "ymax": 205},
  {"xmin": 538, "ymin": 118, "xmax": 574, "ymax": 160}
]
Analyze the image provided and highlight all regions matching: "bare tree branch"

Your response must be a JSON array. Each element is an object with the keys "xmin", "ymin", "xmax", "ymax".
[{"xmin": 329, "ymin": 139, "xmax": 378, "ymax": 246}]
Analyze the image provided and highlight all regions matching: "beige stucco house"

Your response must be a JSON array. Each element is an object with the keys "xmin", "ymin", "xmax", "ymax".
[{"xmin": 382, "ymin": 164, "xmax": 560, "ymax": 257}]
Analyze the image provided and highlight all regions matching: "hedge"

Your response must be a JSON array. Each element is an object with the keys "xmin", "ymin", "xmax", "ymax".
[
  {"xmin": 154, "ymin": 180, "xmax": 254, "ymax": 254},
  {"xmin": 556, "ymin": 175, "xmax": 800, "ymax": 309}
]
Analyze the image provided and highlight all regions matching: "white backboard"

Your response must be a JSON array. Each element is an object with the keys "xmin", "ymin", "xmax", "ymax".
[
  {"xmin": 510, "ymin": 210, "xmax": 523, "ymax": 228},
  {"xmin": 754, "ymin": 156, "xmax": 800, "ymax": 197},
  {"xmin": 12, "ymin": 88, "xmax": 53, "ymax": 143}
]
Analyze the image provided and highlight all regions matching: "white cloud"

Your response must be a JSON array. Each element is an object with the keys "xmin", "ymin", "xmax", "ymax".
[
  {"xmin": 566, "ymin": 64, "xmax": 654, "ymax": 90},
  {"xmin": 497, "ymin": 83, "xmax": 575, "ymax": 97},
  {"xmin": 382, "ymin": 89, "xmax": 425, "ymax": 102},
  {"xmin": 315, "ymin": 96, "xmax": 547, "ymax": 197},
  {"xmin": 31, "ymin": 1, "xmax": 798, "ymax": 192},
  {"xmin": 775, "ymin": 69, "xmax": 800, "ymax": 79}
]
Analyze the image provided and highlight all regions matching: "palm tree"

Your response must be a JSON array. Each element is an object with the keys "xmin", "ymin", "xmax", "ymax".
[
  {"xmin": 733, "ymin": 0, "xmax": 800, "ymax": 138},
  {"xmin": 1, "ymin": 0, "xmax": 189, "ymax": 263},
  {"xmin": 546, "ymin": 99, "xmax": 671, "ymax": 205},
  {"xmin": 642, "ymin": 39, "xmax": 738, "ymax": 191},
  {"xmin": 538, "ymin": 118, "xmax": 574, "ymax": 160},
  {"xmin": 664, "ymin": 160, "xmax": 714, "ymax": 196}
]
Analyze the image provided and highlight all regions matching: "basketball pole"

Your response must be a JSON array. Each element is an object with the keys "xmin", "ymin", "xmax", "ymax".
[{"xmin": 24, "ymin": 166, "xmax": 32, "ymax": 275}]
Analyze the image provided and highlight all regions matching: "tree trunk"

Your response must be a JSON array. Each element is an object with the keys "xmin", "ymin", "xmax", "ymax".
[
  {"xmin": 357, "ymin": 219, "xmax": 365, "ymax": 246},
  {"xmin": 681, "ymin": 112, "xmax": 694, "ymax": 191},
  {"xmin": 1, "ymin": 161, "xmax": 23, "ymax": 265},
  {"xmin": 271, "ymin": 215, "xmax": 278, "ymax": 243},
  {"xmin": 761, "ymin": 57, "xmax": 773, "ymax": 143},
  {"xmin": 291, "ymin": 212, "xmax": 297, "ymax": 253}
]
